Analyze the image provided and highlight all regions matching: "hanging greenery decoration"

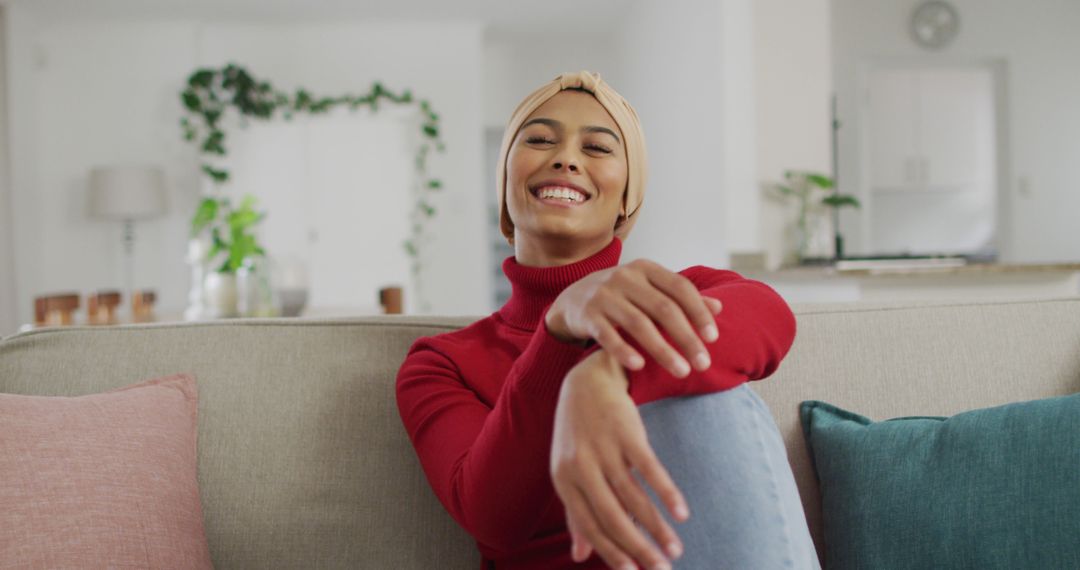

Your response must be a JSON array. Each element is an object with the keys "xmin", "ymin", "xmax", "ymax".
[{"xmin": 178, "ymin": 63, "xmax": 445, "ymax": 288}]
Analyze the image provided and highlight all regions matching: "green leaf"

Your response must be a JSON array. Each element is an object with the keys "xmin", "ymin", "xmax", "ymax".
[
  {"xmin": 775, "ymin": 185, "xmax": 795, "ymax": 196},
  {"xmin": 191, "ymin": 199, "xmax": 219, "ymax": 236},
  {"xmin": 427, "ymin": 179, "xmax": 442, "ymax": 190},
  {"xmin": 806, "ymin": 174, "xmax": 834, "ymax": 189},
  {"xmin": 201, "ymin": 164, "xmax": 229, "ymax": 183},
  {"xmin": 202, "ymin": 130, "xmax": 226, "ymax": 155},
  {"xmin": 189, "ymin": 69, "xmax": 215, "ymax": 89},
  {"xmin": 211, "ymin": 226, "xmax": 227, "ymax": 249},
  {"xmin": 205, "ymin": 109, "xmax": 222, "ymax": 127},
  {"xmin": 822, "ymin": 194, "xmax": 861, "ymax": 209},
  {"xmin": 182, "ymin": 90, "xmax": 201, "ymax": 112},
  {"xmin": 422, "ymin": 125, "xmax": 438, "ymax": 138}
]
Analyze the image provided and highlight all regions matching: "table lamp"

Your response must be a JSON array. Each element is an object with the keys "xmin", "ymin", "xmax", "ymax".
[{"xmin": 87, "ymin": 165, "xmax": 168, "ymax": 320}]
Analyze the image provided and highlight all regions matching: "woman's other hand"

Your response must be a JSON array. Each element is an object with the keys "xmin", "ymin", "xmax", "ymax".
[
  {"xmin": 545, "ymin": 259, "xmax": 723, "ymax": 378},
  {"xmin": 551, "ymin": 350, "xmax": 689, "ymax": 570}
]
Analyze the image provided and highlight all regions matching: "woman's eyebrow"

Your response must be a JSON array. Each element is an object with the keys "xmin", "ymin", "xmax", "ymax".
[
  {"xmin": 583, "ymin": 125, "xmax": 621, "ymax": 144},
  {"xmin": 522, "ymin": 118, "xmax": 621, "ymax": 144}
]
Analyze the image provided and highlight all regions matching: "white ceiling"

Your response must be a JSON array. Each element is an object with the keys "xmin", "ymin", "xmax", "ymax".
[{"xmin": 2, "ymin": 0, "xmax": 634, "ymax": 37}]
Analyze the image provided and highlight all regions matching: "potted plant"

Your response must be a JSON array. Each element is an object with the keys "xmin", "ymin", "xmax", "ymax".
[
  {"xmin": 191, "ymin": 195, "xmax": 266, "ymax": 318},
  {"xmin": 774, "ymin": 171, "xmax": 861, "ymax": 264}
]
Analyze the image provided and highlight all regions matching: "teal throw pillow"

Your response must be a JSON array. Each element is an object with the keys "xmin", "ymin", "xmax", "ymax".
[{"xmin": 800, "ymin": 394, "xmax": 1080, "ymax": 570}]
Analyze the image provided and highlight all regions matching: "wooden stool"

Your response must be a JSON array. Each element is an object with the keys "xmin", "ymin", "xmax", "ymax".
[
  {"xmin": 132, "ymin": 290, "xmax": 157, "ymax": 323},
  {"xmin": 379, "ymin": 286, "xmax": 403, "ymax": 315},
  {"xmin": 87, "ymin": 291, "xmax": 122, "ymax": 325},
  {"xmin": 35, "ymin": 293, "xmax": 80, "ymax": 326}
]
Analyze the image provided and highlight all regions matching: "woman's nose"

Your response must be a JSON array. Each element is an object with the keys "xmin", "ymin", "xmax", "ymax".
[{"xmin": 551, "ymin": 157, "xmax": 580, "ymax": 173}]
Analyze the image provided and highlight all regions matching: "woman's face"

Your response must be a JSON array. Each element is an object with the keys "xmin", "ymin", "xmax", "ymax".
[{"xmin": 505, "ymin": 90, "xmax": 628, "ymax": 245}]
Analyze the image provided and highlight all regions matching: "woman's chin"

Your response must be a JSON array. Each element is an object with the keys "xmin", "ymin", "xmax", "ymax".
[{"xmin": 530, "ymin": 222, "xmax": 605, "ymax": 243}]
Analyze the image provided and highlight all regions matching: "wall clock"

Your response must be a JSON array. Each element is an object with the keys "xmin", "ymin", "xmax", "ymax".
[{"xmin": 910, "ymin": 1, "xmax": 960, "ymax": 50}]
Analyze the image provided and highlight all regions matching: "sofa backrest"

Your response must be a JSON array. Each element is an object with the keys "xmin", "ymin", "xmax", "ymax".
[
  {"xmin": 760, "ymin": 297, "xmax": 1080, "ymax": 560},
  {"xmin": 3, "ymin": 297, "xmax": 1080, "ymax": 567},
  {"xmin": 1, "ymin": 316, "xmax": 479, "ymax": 569}
]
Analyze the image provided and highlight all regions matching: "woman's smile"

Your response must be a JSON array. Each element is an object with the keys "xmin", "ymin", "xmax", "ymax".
[{"xmin": 529, "ymin": 179, "xmax": 592, "ymax": 208}]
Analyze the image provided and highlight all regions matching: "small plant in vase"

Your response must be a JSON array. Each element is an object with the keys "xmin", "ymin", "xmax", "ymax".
[
  {"xmin": 774, "ymin": 171, "xmax": 861, "ymax": 264},
  {"xmin": 191, "ymin": 195, "xmax": 267, "ymax": 318}
]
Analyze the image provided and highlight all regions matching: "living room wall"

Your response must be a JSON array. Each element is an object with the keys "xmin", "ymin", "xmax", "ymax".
[
  {"xmin": 613, "ymin": 0, "xmax": 754, "ymax": 271},
  {"xmin": 3, "ymin": 5, "xmax": 490, "ymax": 328},
  {"xmin": 833, "ymin": 0, "xmax": 1080, "ymax": 263}
]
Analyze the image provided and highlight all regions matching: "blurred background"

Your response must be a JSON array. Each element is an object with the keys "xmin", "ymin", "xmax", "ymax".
[{"xmin": 0, "ymin": 0, "xmax": 1077, "ymax": 335}]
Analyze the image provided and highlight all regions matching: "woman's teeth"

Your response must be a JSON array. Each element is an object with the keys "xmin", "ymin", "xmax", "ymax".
[{"xmin": 536, "ymin": 186, "xmax": 586, "ymax": 203}]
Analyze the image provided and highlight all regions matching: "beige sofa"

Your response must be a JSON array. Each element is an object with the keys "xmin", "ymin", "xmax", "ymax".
[{"xmin": 3, "ymin": 296, "xmax": 1079, "ymax": 568}]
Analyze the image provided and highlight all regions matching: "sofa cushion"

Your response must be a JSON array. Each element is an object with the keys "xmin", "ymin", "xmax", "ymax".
[
  {"xmin": 0, "ymin": 373, "xmax": 213, "ymax": 569},
  {"xmin": 800, "ymin": 394, "xmax": 1080, "ymax": 569}
]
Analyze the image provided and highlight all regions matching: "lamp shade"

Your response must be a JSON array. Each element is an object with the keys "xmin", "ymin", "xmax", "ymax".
[{"xmin": 87, "ymin": 165, "xmax": 168, "ymax": 220}]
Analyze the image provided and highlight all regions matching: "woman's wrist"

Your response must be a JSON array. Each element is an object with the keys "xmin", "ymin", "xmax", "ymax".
[{"xmin": 572, "ymin": 349, "xmax": 630, "ymax": 392}]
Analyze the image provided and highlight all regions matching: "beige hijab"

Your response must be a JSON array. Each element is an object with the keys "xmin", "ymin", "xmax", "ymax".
[{"xmin": 495, "ymin": 71, "xmax": 648, "ymax": 244}]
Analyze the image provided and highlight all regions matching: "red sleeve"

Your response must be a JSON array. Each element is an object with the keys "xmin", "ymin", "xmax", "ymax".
[
  {"xmin": 622, "ymin": 267, "xmax": 797, "ymax": 405},
  {"xmin": 395, "ymin": 326, "xmax": 589, "ymax": 553}
]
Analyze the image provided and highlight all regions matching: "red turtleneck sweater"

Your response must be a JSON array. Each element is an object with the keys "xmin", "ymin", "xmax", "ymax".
[{"xmin": 395, "ymin": 238, "xmax": 796, "ymax": 569}]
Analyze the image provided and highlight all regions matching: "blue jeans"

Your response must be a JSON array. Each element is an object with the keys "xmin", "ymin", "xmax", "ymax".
[{"xmin": 636, "ymin": 384, "xmax": 820, "ymax": 569}]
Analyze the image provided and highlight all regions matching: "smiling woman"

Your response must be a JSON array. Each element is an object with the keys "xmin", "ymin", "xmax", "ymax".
[{"xmin": 396, "ymin": 71, "xmax": 819, "ymax": 570}]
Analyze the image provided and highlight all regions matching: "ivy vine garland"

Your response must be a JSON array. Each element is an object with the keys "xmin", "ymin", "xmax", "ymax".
[{"xmin": 179, "ymin": 63, "xmax": 445, "ymax": 284}]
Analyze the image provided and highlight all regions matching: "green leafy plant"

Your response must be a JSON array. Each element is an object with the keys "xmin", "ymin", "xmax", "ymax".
[
  {"xmin": 191, "ymin": 195, "xmax": 266, "ymax": 274},
  {"xmin": 775, "ymin": 171, "xmax": 861, "ymax": 261},
  {"xmin": 179, "ymin": 63, "xmax": 445, "ymax": 285}
]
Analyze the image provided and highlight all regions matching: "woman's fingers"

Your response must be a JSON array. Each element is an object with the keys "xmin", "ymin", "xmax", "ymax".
[
  {"xmin": 626, "ymin": 437, "xmax": 690, "ymax": 524},
  {"xmin": 645, "ymin": 266, "xmax": 721, "ymax": 344},
  {"xmin": 603, "ymin": 297, "xmax": 693, "ymax": 378},
  {"xmin": 605, "ymin": 452, "xmax": 684, "ymax": 562},
  {"xmin": 563, "ymin": 485, "xmax": 642, "ymax": 570},
  {"xmin": 577, "ymin": 463, "xmax": 673, "ymax": 570},
  {"xmin": 565, "ymin": 512, "xmax": 594, "ymax": 562},
  {"xmin": 620, "ymin": 278, "xmax": 710, "ymax": 374},
  {"xmin": 589, "ymin": 318, "xmax": 647, "ymax": 371}
]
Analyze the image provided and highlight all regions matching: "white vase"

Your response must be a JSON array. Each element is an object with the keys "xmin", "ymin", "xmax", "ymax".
[
  {"xmin": 184, "ymin": 237, "xmax": 209, "ymax": 321},
  {"xmin": 795, "ymin": 208, "xmax": 835, "ymax": 263},
  {"xmin": 204, "ymin": 272, "xmax": 238, "ymax": 318}
]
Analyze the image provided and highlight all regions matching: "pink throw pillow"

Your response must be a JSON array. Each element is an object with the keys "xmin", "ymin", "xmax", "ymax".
[{"xmin": 0, "ymin": 373, "xmax": 213, "ymax": 568}]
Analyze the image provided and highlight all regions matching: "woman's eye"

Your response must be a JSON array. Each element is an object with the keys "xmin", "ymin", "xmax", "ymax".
[
  {"xmin": 526, "ymin": 137, "xmax": 554, "ymax": 144},
  {"xmin": 586, "ymin": 145, "xmax": 612, "ymax": 154}
]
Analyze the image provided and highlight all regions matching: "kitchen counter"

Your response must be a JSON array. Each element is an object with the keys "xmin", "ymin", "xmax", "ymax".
[{"xmin": 739, "ymin": 262, "xmax": 1080, "ymax": 303}]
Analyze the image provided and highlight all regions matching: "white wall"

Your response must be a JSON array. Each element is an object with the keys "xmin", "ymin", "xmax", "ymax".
[
  {"xmin": 482, "ymin": 30, "xmax": 623, "ymax": 130},
  {"xmin": 0, "ymin": 7, "xmax": 15, "ymax": 335},
  {"xmin": 833, "ymin": 0, "xmax": 1080, "ymax": 262},
  {"xmin": 613, "ymin": 0, "xmax": 755, "ymax": 271},
  {"xmin": 755, "ymin": 0, "xmax": 833, "ymax": 269},
  {"xmin": 4, "ymin": 7, "xmax": 489, "ymax": 329}
]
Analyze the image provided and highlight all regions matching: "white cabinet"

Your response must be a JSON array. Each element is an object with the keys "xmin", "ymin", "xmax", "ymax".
[
  {"xmin": 860, "ymin": 64, "xmax": 999, "ymax": 256},
  {"xmin": 865, "ymin": 66, "xmax": 993, "ymax": 192}
]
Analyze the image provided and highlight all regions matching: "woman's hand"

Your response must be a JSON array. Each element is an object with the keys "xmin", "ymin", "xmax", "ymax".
[
  {"xmin": 545, "ymin": 259, "xmax": 723, "ymax": 378},
  {"xmin": 551, "ymin": 350, "xmax": 689, "ymax": 570}
]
